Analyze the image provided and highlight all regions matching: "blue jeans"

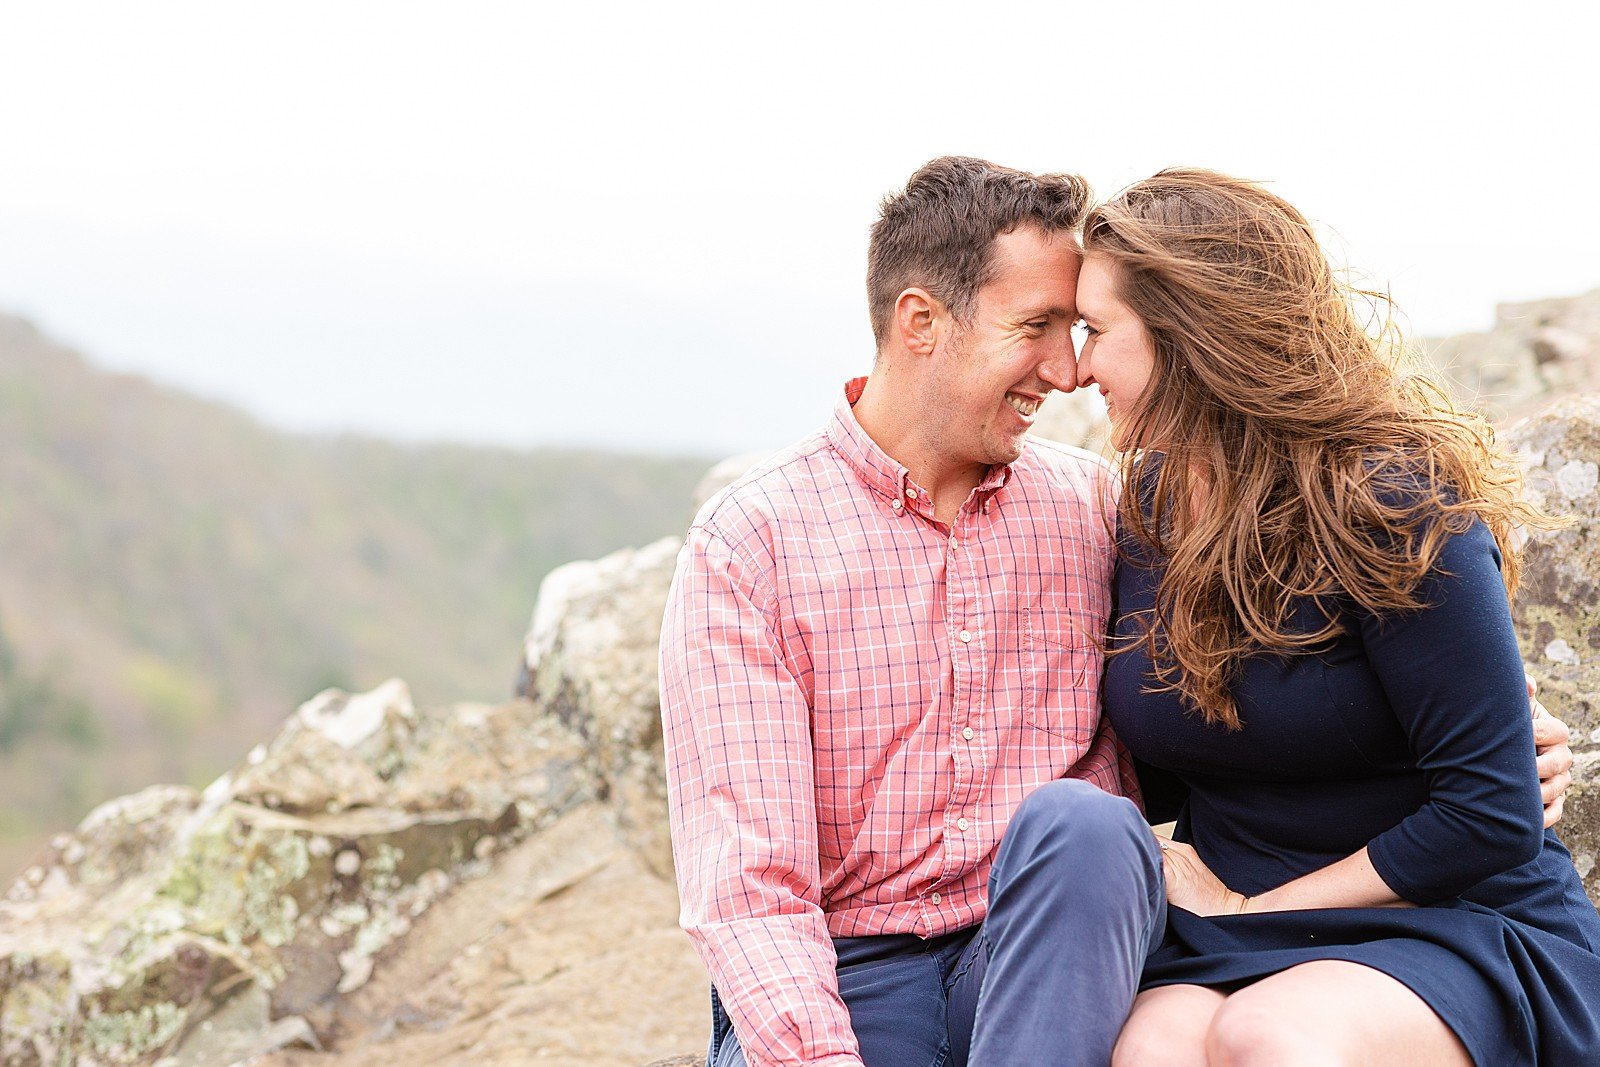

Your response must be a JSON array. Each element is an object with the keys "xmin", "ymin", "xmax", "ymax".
[{"xmin": 706, "ymin": 779, "xmax": 1167, "ymax": 1067}]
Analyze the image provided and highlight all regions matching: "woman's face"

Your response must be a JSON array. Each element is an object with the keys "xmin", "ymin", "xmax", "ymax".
[{"xmin": 1075, "ymin": 252, "xmax": 1159, "ymax": 450}]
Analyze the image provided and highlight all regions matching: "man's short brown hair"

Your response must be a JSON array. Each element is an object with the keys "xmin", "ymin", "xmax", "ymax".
[{"xmin": 866, "ymin": 156, "xmax": 1091, "ymax": 350}]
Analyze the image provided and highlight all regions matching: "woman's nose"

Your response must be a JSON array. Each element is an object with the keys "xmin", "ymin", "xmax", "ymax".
[{"xmin": 1074, "ymin": 348, "xmax": 1095, "ymax": 388}]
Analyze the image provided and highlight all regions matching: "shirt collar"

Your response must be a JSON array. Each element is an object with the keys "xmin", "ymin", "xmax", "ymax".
[{"xmin": 826, "ymin": 377, "xmax": 1013, "ymax": 513}]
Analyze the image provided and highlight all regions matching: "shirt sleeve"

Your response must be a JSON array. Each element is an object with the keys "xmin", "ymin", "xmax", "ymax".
[
  {"xmin": 659, "ymin": 522, "xmax": 864, "ymax": 1067},
  {"xmin": 1360, "ymin": 518, "xmax": 1545, "ymax": 904}
]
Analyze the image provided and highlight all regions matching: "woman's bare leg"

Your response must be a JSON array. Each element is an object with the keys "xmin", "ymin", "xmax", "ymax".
[
  {"xmin": 1205, "ymin": 960, "xmax": 1471, "ymax": 1067},
  {"xmin": 1111, "ymin": 984, "xmax": 1226, "ymax": 1067}
]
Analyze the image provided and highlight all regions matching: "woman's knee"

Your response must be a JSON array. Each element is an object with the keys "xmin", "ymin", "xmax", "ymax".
[
  {"xmin": 1112, "ymin": 1014, "xmax": 1207, "ymax": 1067},
  {"xmin": 1206, "ymin": 995, "xmax": 1339, "ymax": 1067}
]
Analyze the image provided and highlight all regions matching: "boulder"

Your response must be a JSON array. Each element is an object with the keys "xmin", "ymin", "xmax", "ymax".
[
  {"xmin": 520, "ymin": 536, "xmax": 683, "ymax": 876},
  {"xmin": 1507, "ymin": 395, "xmax": 1600, "ymax": 901},
  {"xmin": 0, "ymin": 681, "xmax": 600, "ymax": 1064},
  {"xmin": 1427, "ymin": 288, "xmax": 1600, "ymax": 422}
]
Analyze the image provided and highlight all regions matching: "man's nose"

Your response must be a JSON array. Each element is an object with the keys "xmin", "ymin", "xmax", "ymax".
[{"xmin": 1038, "ymin": 350, "xmax": 1078, "ymax": 393}]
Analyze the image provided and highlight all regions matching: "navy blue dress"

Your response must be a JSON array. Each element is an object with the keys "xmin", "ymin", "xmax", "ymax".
[{"xmin": 1105, "ymin": 515, "xmax": 1600, "ymax": 1065}]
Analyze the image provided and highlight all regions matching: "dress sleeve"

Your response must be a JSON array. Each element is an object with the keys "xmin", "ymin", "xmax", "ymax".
[
  {"xmin": 659, "ymin": 523, "xmax": 864, "ymax": 1067},
  {"xmin": 1359, "ymin": 519, "xmax": 1545, "ymax": 904}
]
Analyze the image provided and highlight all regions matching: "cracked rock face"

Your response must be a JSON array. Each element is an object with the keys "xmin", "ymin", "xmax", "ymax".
[
  {"xmin": 0, "ymin": 682, "xmax": 598, "ymax": 1065},
  {"xmin": 1507, "ymin": 395, "xmax": 1600, "ymax": 902},
  {"xmin": 1427, "ymin": 288, "xmax": 1600, "ymax": 423},
  {"xmin": 519, "ymin": 536, "xmax": 683, "ymax": 877}
]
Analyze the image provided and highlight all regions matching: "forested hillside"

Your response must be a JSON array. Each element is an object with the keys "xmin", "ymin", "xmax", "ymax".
[{"xmin": 0, "ymin": 314, "xmax": 707, "ymax": 877}]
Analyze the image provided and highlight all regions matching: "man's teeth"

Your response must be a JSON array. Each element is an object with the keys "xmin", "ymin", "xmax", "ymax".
[{"xmin": 1006, "ymin": 394, "xmax": 1041, "ymax": 417}]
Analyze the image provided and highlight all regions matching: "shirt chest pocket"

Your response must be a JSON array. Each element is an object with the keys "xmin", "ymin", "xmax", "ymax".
[{"xmin": 1021, "ymin": 608, "xmax": 1101, "ymax": 742}]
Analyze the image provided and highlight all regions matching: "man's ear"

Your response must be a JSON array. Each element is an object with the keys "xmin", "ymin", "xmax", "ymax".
[{"xmin": 895, "ymin": 288, "xmax": 944, "ymax": 357}]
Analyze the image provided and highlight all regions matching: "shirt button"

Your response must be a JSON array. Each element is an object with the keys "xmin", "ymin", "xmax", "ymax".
[
  {"xmin": 891, "ymin": 498, "xmax": 904, "ymax": 511},
  {"xmin": 956, "ymin": 817, "xmax": 970, "ymax": 831},
  {"xmin": 930, "ymin": 892, "xmax": 941, "ymax": 904},
  {"xmin": 958, "ymin": 629, "xmax": 972, "ymax": 643},
  {"xmin": 949, "ymin": 536, "xmax": 958, "ymax": 550},
  {"xmin": 962, "ymin": 726, "xmax": 974, "ymax": 740},
  {"xmin": 906, "ymin": 487, "xmax": 919, "ymax": 499}
]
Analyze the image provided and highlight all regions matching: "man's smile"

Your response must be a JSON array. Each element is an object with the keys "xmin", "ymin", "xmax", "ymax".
[{"xmin": 1005, "ymin": 392, "xmax": 1043, "ymax": 418}]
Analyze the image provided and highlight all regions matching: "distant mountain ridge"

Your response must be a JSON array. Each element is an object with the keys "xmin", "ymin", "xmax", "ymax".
[{"xmin": 0, "ymin": 312, "xmax": 708, "ymax": 877}]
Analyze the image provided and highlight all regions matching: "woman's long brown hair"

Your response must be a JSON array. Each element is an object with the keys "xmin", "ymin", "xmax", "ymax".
[{"xmin": 1081, "ymin": 169, "xmax": 1557, "ymax": 729}]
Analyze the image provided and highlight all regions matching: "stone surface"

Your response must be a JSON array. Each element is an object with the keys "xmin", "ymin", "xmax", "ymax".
[
  {"xmin": 1426, "ymin": 288, "xmax": 1600, "ymax": 423},
  {"xmin": 1506, "ymin": 395, "xmax": 1600, "ymax": 902},
  {"xmin": 252, "ymin": 804, "xmax": 705, "ymax": 1067},
  {"xmin": 0, "ymin": 681, "xmax": 602, "ymax": 1064},
  {"xmin": 520, "ymin": 536, "xmax": 683, "ymax": 877}
]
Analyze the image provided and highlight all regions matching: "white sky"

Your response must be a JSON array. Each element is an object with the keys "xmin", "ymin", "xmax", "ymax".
[{"xmin": 0, "ymin": 0, "xmax": 1595, "ymax": 456}]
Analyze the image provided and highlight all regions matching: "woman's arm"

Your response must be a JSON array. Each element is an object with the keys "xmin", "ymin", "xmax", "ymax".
[
  {"xmin": 1164, "ymin": 517, "xmax": 1545, "ymax": 916},
  {"xmin": 1161, "ymin": 840, "xmax": 1405, "ymax": 915}
]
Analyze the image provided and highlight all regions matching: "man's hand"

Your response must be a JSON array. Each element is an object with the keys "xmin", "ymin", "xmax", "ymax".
[
  {"xmin": 1158, "ymin": 837, "xmax": 1250, "ymax": 917},
  {"xmin": 1530, "ymin": 675, "xmax": 1575, "ymax": 829}
]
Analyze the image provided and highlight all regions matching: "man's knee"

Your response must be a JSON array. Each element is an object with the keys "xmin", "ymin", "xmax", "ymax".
[{"xmin": 1004, "ymin": 779, "xmax": 1150, "ymax": 859}]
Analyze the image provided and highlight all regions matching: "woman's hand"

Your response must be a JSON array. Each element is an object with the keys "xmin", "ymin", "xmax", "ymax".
[
  {"xmin": 1159, "ymin": 838, "xmax": 1252, "ymax": 917},
  {"xmin": 1529, "ymin": 674, "xmax": 1574, "ymax": 829}
]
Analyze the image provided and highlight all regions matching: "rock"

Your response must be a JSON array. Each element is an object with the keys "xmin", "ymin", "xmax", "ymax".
[
  {"xmin": 520, "ymin": 536, "xmax": 683, "ymax": 876},
  {"xmin": 0, "ymin": 680, "xmax": 601, "ymax": 1064},
  {"xmin": 1507, "ymin": 394, "xmax": 1600, "ymax": 902},
  {"xmin": 1507, "ymin": 396, "xmax": 1600, "ymax": 746},
  {"xmin": 157, "ymin": 982, "xmax": 319, "ymax": 1065},
  {"xmin": 250, "ymin": 805, "xmax": 707, "ymax": 1067},
  {"xmin": 1561, "ymin": 753, "xmax": 1600, "ymax": 904},
  {"xmin": 1426, "ymin": 288, "xmax": 1600, "ymax": 423}
]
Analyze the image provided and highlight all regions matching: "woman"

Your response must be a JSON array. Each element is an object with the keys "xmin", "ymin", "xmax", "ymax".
[{"xmin": 1073, "ymin": 170, "xmax": 1600, "ymax": 1065}]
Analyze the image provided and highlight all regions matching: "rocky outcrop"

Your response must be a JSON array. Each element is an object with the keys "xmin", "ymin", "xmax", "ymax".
[
  {"xmin": 518, "ymin": 536, "xmax": 683, "ymax": 877},
  {"xmin": 0, "ymin": 671, "xmax": 707, "ymax": 1062},
  {"xmin": 7, "ymin": 352, "xmax": 1600, "ymax": 1066},
  {"xmin": 1427, "ymin": 289, "xmax": 1600, "ymax": 423},
  {"xmin": 1507, "ymin": 395, "xmax": 1600, "ymax": 900}
]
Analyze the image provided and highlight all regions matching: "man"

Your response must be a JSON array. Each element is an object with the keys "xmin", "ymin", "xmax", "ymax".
[{"xmin": 658, "ymin": 157, "xmax": 1573, "ymax": 1067}]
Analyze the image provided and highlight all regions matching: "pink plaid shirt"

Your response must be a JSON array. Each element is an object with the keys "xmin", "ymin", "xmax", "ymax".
[{"xmin": 660, "ymin": 378, "xmax": 1137, "ymax": 1066}]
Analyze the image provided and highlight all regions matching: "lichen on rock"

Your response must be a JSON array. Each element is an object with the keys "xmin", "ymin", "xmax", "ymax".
[
  {"xmin": 1507, "ymin": 394, "xmax": 1600, "ymax": 902},
  {"xmin": 0, "ymin": 678, "xmax": 603, "ymax": 1063}
]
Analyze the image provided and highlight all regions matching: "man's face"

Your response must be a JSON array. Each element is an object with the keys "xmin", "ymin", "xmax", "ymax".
[{"xmin": 927, "ymin": 226, "xmax": 1081, "ymax": 469}]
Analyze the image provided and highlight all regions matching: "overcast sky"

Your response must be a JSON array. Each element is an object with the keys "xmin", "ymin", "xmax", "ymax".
[{"xmin": 0, "ymin": 1, "xmax": 1595, "ymax": 456}]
